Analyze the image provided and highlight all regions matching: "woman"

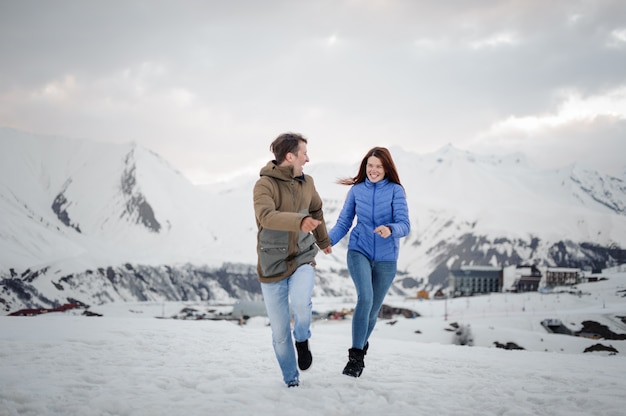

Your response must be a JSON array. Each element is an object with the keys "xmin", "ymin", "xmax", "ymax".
[{"xmin": 328, "ymin": 147, "xmax": 410, "ymax": 378}]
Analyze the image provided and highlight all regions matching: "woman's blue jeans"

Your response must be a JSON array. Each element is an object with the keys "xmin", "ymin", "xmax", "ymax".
[
  {"xmin": 347, "ymin": 250, "xmax": 397, "ymax": 350},
  {"xmin": 260, "ymin": 264, "xmax": 315, "ymax": 385}
]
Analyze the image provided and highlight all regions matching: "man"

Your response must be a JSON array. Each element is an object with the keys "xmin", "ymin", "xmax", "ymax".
[{"xmin": 253, "ymin": 132, "xmax": 332, "ymax": 388}]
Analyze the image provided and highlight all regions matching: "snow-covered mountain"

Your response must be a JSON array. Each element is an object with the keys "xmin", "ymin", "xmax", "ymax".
[{"xmin": 1, "ymin": 127, "xmax": 625, "ymax": 313}]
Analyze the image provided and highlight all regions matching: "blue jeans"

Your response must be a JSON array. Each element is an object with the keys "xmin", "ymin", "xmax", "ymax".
[
  {"xmin": 261, "ymin": 264, "xmax": 315, "ymax": 385},
  {"xmin": 347, "ymin": 250, "xmax": 397, "ymax": 350}
]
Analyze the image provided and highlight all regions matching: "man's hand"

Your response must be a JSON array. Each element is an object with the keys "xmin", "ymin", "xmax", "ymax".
[
  {"xmin": 300, "ymin": 217, "xmax": 322, "ymax": 233},
  {"xmin": 321, "ymin": 246, "xmax": 332, "ymax": 254}
]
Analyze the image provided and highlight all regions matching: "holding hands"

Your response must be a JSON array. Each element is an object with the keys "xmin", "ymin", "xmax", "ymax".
[{"xmin": 301, "ymin": 216, "xmax": 332, "ymax": 254}]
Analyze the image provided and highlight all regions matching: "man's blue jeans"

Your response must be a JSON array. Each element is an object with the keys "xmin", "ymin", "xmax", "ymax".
[
  {"xmin": 261, "ymin": 264, "xmax": 315, "ymax": 385},
  {"xmin": 347, "ymin": 250, "xmax": 397, "ymax": 350}
]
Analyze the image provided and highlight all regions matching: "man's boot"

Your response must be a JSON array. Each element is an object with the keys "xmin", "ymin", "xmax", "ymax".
[{"xmin": 295, "ymin": 340, "xmax": 312, "ymax": 370}]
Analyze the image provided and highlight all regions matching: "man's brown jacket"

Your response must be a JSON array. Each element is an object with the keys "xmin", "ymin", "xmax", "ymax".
[{"xmin": 253, "ymin": 161, "xmax": 331, "ymax": 283}]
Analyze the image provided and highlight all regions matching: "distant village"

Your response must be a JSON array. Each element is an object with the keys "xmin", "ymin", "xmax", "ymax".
[
  {"xmin": 442, "ymin": 265, "xmax": 602, "ymax": 299},
  {"xmin": 403, "ymin": 264, "xmax": 619, "ymax": 301}
]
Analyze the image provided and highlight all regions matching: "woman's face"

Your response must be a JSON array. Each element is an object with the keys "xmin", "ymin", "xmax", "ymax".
[{"xmin": 366, "ymin": 156, "xmax": 385, "ymax": 183}]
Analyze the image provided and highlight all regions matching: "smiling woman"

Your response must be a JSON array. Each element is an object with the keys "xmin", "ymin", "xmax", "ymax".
[{"xmin": 327, "ymin": 146, "xmax": 411, "ymax": 378}]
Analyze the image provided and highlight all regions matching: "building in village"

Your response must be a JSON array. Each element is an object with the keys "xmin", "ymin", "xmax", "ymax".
[
  {"xmin": 544, "ymin": 267, "xmax": 581, "ymax": 287},
  {"xmin": 512, "ymin": 265, "xmax": 542, "ymax": 293},
  {"xmin": 449, "ymin": 266, "xmax": 503, "ymax": 297},
  {"xmin": 450, "ymin": 264, "xmax": 582, "ymax": 296}
]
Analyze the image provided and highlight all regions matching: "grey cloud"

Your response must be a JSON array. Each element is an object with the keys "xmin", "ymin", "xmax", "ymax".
[{"xmin": 1, "ymin": 0, "xmax": 625, "ymax": 182}]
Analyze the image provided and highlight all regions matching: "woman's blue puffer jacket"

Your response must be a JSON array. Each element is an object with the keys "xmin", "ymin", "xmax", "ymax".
[{"xmin": 329, "ymin": 178, "xmax": 410, "ymax": 262}]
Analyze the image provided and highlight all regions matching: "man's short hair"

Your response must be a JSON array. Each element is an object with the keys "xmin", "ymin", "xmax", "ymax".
[{"xmin": 270, "ymin": 133, "xmax": 307, "ymax": 164}]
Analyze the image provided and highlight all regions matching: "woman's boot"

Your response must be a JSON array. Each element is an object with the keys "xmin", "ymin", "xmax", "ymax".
[{"xmin": 342, "ymin": 348, "xmax": 365, "ymax": 377}]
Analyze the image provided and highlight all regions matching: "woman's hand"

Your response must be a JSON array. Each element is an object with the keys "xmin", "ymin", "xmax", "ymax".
[{"xmin": 374, "ymin": 225, "xmax": 392, "ymax": 238}]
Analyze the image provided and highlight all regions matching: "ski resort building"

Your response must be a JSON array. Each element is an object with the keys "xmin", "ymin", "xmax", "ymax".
[
  {"xmin": 449, "ymin": 266, "xmax": 503, "ymax": 297},
  {"xmin": 544, "ymin": 267, "xmax": 581, "ymax": 287},
  {"xmin": 512, "ymin": 265, "xmax": 542, "ymax": 293}
]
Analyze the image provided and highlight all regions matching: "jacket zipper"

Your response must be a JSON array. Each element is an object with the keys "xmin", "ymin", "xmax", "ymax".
[
  {"xmin": 290, "ymin": 179, "xmax": 297, "ymax": 256},
  {"xmin": 371, "ymin": 182, "xmax": 377, "ymax": 259}
]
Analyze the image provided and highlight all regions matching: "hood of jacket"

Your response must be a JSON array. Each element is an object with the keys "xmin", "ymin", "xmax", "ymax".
[{"xmin": 259, "ymin": 160, "xmax": 305, "ymax": 183}]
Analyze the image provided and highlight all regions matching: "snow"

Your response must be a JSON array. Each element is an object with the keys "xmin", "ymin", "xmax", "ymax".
[
  {"xmin": 3, "ymin": 127, "xmax": 626, "ymax": 278},
  {"xmin": 2, "ymin": 271, "xmax": 626, "ymax": 416},
  {"xmin": 2, "ymin": 129, "xmax": 626, "ymax": 414}
]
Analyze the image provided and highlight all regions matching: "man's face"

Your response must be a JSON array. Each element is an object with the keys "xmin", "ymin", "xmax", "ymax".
[{"xmin": 289, "ymin": 142, "xmax": 309, "ymax": 176}]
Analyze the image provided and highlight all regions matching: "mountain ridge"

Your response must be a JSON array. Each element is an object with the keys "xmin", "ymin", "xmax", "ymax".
[{"xmin": 1, "ymin": 127, "xmax": 625, "ymax": 313}]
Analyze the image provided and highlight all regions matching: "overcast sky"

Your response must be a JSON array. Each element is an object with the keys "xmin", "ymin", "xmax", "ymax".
[{"xmin": 1, "ymin": 0, "xmax": 625, "ymax": 184}]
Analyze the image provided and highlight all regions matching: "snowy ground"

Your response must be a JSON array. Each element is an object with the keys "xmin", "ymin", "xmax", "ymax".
[{"xmin": 1, "ymin": 272, "xmax": 626, "ymax": 416}]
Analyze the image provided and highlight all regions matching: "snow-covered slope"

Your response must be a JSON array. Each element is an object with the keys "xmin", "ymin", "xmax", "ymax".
[
  {"xmin": 1, "ymin": 270, "xmax": 625, "ymax": 416},
  {"xmin": 0, "ymin": 128, "xmax": 253, "ymax": 271},
  {"xmin": 1, "ymin": 128, "xmax": 625, "ymax": 312}
]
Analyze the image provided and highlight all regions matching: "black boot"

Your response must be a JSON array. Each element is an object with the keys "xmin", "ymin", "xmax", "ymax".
[
  {"xmin": 295, "ymin": 340, "xmax": 312, "ymax": 371},
  {"xmin": 342, "ymin": 348, "xmax": 365, "ymax": 377}
]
